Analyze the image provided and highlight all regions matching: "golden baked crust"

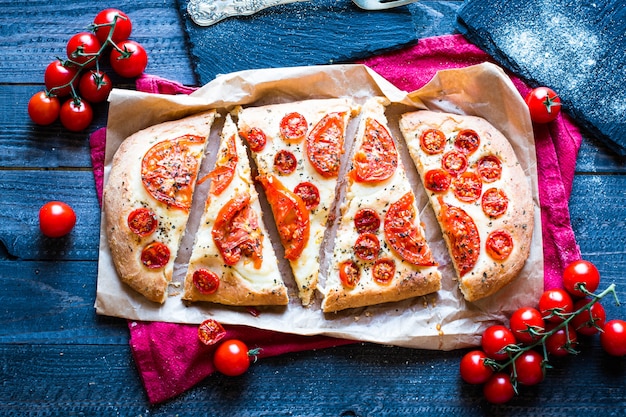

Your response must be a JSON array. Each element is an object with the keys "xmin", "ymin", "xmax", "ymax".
[
  {"xmin": 182, "ymin": 115, "xmax": 289, "ymax": 306},
  {"xmin": 103, "ymin": 110, "xmax": 216, "ymax": 303},
  {"xmin": 399, "ymin": 110, "xmax": 534, "ymax": 302}
]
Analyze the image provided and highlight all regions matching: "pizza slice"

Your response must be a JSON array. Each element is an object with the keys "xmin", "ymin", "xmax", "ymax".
[
  {"xmin": 399, "ymin": 110, "xmax": 534, "ymax": 302},
  {"xmin": 236, "ymin": 98, "xmax": 359, "ymax": 306},
  {"xmin": 321, "ymin": 97, "xmax": 442, "ymax": 313},
  {"xmin": 103, "ymin": 110, "xmax": 216, "ymax": 303},
  {"xmin": 182, "ymin": 114, "xmax": 289, "ymax": 306}
]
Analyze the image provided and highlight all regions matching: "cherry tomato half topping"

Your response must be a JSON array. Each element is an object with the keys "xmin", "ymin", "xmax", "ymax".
[
  {"xmin": 39, "ymin": 201, "xmax": 77, "ymax": 238},
  {"xmin": 279, "ymin": 112, "xmax": 307, "ymax": 143},
  {"xmin": 28, "ymin": 91, "xmax": 60, "ymax": 126},
  {"xmin": 525, "ymin": 87, "xmax": 562, "ymax": 124},
  {"xmin": 353, "ymin": 118, "xmax": 398, "ymax": 183},
  {"xmin": 372, "ymin": 258, "xmax": 395, "ymax": 285},
  {"xmin": 274, "ymin": 149, "xmax": 298, "ymax": 175},
  {"xmin": 93, "ymin": 8, "xmax": 132, "ymax": 44},
  {"xmin": 306, "ymin": 112, "xmax": 346, "ymax": 178},
  {"xmin": 197, "ymin": 318, "xmax": 226, "ymax": 346},
  {"xmin": 339, "ymin": 260, "xmax": 360, "ymax": 289},
  {"xmin": 459, "ymin": 350, "xmax": 494, "ymax": 385},
  {"xmin": 538, "ymin": 288, "xmax": 574, "ymax": 323},
  {"xmin": 509, "ymin": 306, "xmax": 545, "ymax": 345},
  {"xmin": 141, "ymin": 242, "xmax": 170, "ymax": 269},
  {"xmin": 563, "ymin": 259, "xmax": 600, "ymax": 298},
  {"xmin": 485, "ymin": 230, "xmax": 514, "ymax": 261},
  {"xmin": 481, "ymin": 325, "xmax": 516, "ymax": 361},
  {"xmin": 601, "ymin": 319, "xmax": 626, "ymax": 356},
  {"xmin": 454, "ymin": 129, "xmax": 480, "ymax": 155},
  {"xmin": 420, "ymin": 128, "xmax": 446, "ymax": 155},
  {"xmin": 110, "ymin": 40, "xmax": 148, "ymax": 78},
  {"xmin": 193, "ymin": 269, "xmax": 220, "ymax": 294},
  {"xmin": 240, "ymin": 127, "xmax": 267, "ymax": 152},
  {"xmin": 354, "ymin": 233, "xmax": 380, "ymax": 261},
  {"xmin": 424, "ymin": 168, "xmax": 451, "ymax": 193},
  {"xmin": 354, "ymin": 208, "xmax": 381, "ymax": 234},
  {"xmin": 441, "ymin": 150, "xmax": 468, "ymax": 176},
  {"xmin": 213, "ymin": 339, "xmax": 252, "ymax": 376},
  {"xmin": 476, "ymin": 155, "xmax": 502, "ymax": 183},
  {"xmin": 127, "ymin": 207, "xmax": 158, "ymax": 237},
  {"xmin": 481, "ymin": 188, "xmax": 509, "ymax": 218},
  {"xmin": 293, "ymin": 182, "xmax": 320, "ymax": 210},
  {"xmin": 452, "ymin": 171, "xmax": 482, "ymax": 203}
]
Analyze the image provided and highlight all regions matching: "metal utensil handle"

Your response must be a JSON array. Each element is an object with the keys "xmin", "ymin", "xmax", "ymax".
[{"xmin": 188, "ymin": 0, "xmax": 309, "ymax": 26}]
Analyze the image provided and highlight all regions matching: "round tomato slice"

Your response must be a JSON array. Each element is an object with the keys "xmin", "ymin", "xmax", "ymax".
[
  {"xmin": 477, "ymin": 155, "xmax": 502, "ymax": 182},
  {"xmin": 420, "ymin": 129, "xmax": 446, "ymax": 155},
  {"xmin": 293, "ymin": 182, "xmax": 320, "ymax": 210},
  {"xmin": 280, "ymin": 112, "xmax": 308, "ymax": 143},
  {"xmin": 209, "ymin": 134, "xmax": 238, "ymax": 196},
  {"xmin": 212, "ymin": 193, "xmax": 263, "ymax": 268},
  {"xmin": 453, "ymin": 171, "xmax": 482, "ymax": 203},
  {"xmin": 424, "ymin": 168, "xmax": 451, "ymax": 193},
  {"xmin": 482, "ymin": 188, "xmax": 508, "ymax": 218},
  {"xmin": 240, "ymin": 127, "xmax": 267, "ymax": 152},
  {"xmin": 486, "ymin": 229, "xmax": 514, "ymax": 261},
  {"xmin": 438, "ymin": 198, "xmax": 479, "ymax": 276},
  {"xmin": 193, "ymin": 269, "xmax": 220, "ymax": 294},
  {"xmin": 197, "ymin": 318, "xmax": 226, "ymax": 346},
  {"xmin": 258, "ymin": 175, "xmax": 310, "ymax": 261},
  {"xmin": 306, "ymin": 112, "xmax": 345, "ymax": 178},
  {"xmin": 339, "ymin": 260, "xmax": 360, "ymax": 289},
  {"xmin": 354, "ymin": 233, "xmax": 380, "ymax": 261},
  {"xmin": 354, "ymin": 208, "xmax": 381, "ymax": 234},
  {"xmin": 274, "ymin": 149, "xmax": 297, "ymax": 175},
  {"xmin": 442, "ymin": 150, "xmax": 468, "ymax": 176},
  {"xmin": 142, "ymin": 135, "xmax": 205, "ymax": 210},
  {"xmin": 372, "ymin": 258, "xmax": 395, "ymax": 285},
  {"xmin": 384, "ymin": 192, "xmax": 436, "ymax": 266},
  {"xmin": 141, "ymin": 242, "xmax": 170, "ymax": 269},
  {"xmin": 454, "ymin": 129, "xmax": 480, "ymax": 155},
  {"xmin": 128, "ymin": 208, "xmax": 158, "ymax": 236},
  {"xmin": 353, "ymin": 118, "xmax": 398, "ymax": 183}
]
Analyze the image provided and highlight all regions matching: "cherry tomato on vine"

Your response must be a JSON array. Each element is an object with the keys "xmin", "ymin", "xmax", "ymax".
[
  {"xmin": 213, "ymin": 339, "xmax": 253, "ymax": 377},
  {"xmin": 571, "ymin": 298, "xmax": 606, "ymax": 336},
  {"xmin": 601, "ymin": 319, "xmax": 626, "ymax": 357},
  {"xmin": 66, "ymin": 32, "xmax": 101, "ymax": 68},
  {"xmin": 459, "ymin": 350, "xmax": 494, "ymax": 384},
  {"xmin": 563, "ymin": 260, "xmax": 600, "ymax": 298},
  {"xmin": 39, "ymin": 201, "xmax": 76, "ymax": 238},
  {"xmin": 513, "ymin": 350, "xmax": 545, "ymax": 386},
  {"xmin": 483, "ymin": 373, "xmax": 515, "ymax": 404},
  {"xmin": 525, "ymin": 86, "xmax": 562, "ymax": 124},
  {"xmin": 545, "ymin": 323, "xmax": 577, "ymax": 357},
  {"xmin": 60, "ymin": 99, "xmax": 93, "ymax": 132},
  {"xmin": 44, "ymin": 60, "xmax": 79, "ymax": 97},
  {"xmin": 509, "ymin": 307, "xmax": 545, "ymax": 345},
  {"xmin": 93, "ymin": 8, "xmax": 132, "ymax": 44},
  {"xmin": 28, "ymin": 91, "xmax": 60, "ymax": 126},
  {"xmin": 110, "ymin": 40, "xmax": 148, "ymax": 78},
  {"xmin": 79, "ymin": 70, "xmax": 112, "ymax": 103},
  {"xmin": 539, "ymin": 288, "xmax": 574, "ymax": 323},
  {"xmin": 481, "ymin": 325, "xmax": 517, "ymax": 360}
]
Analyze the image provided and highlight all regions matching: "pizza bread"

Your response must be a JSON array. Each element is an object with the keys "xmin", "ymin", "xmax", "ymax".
[
  {"xmin": 103, "ymin": 110, "xmax": 216, "ymax": 303},
  {"xmin": 399, "ymin": 110, "xmax": 534, "ymax": 302},
  {"xmin": 182, "ymin": 114, "xmax": 289, "ymax": 306},
  {"xmin": 322, "ymin": 97, "xmax": 442, "ymax": 313}
]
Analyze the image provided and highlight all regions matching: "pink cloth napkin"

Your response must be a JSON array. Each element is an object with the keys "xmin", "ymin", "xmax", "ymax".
[{"xmin": 90, "ymin": 34, "xmax": 582, "ymax": 404}]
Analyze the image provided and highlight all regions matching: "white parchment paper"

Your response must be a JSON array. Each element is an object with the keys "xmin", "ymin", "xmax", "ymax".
[{"xmin": 95, "ymin": 63, "xmax": 543, "ymax": 350}]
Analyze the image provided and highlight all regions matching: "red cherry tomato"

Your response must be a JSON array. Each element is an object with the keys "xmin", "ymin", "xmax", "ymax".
[
  {"xmin": 197, "ymin": 319, "xmax": 226, "ymax": 346},
  {"xmin": 525, "ymin": 86, "xmax": 562, "ymax": 124},
  {"xmin": 93, "ymin": 8, "xmax": 132, "ymax": 44},
  {"xmin": 545, "ymin": 323, "xmax": 577, "ymax": 357},
  {"xmin": 44, "ymin": 60, "xmax": 79, "ymax": 97},
  {"xmin": 483, "ymin": 373, "xmax": 515, "ymax": 404},
  {"xmin": 213, "ymin": 339, "xmax": 252, "ymax": 376},
  {"xmin": 39, "ymin": 201, "xmax": 77, "ymax": 238},
  {"xmin": 28, "ymin": 91, "xmax": 60, "ymax": 126},
  {"xmin": 513, "ymin": 350, "xmax": 545, "ymax": 386},
  {"xmin": 459, "ymin": 350, "xmax": 493, "ymax": 384},
  {"xmin": 79, "ymin": 70, "xmax": 112, "ymax": 103},
  {"xmin": 66, "ymin": 32, "xmax": 101, "ymax": 68},
  {"xmin": 601, "ymin": 320, "xmax": 626, "ymax": 357},
  {"xmin": 571, "ymin": 299, "xmax": 606, "ymax": 336},
  {"xmin": 509, "ymin": 307, "xmax": 545, "ymax": 345},
  {"xmin": 481, "ymin": 325, "xmax": 517, "ymax": 360},
  {"xmin": 563, "ymin": 259, "xmax": 600, "ymax": 298},
  {"xmin": 110, "ymin": 40, "xmax": 148, "ymax": 78},
  {"xmin": 539, "ymin": 288, "xmax": 574, "ymax": 323},
  {"xmin": 60, "ymin": 99, "xmax": 93, "ymax": 132}
]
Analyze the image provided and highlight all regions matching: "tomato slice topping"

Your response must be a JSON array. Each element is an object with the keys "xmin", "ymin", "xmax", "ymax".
[
  {"xmin": 354, "ymin": 233, "xmax": 380, "ymax": 261},
  {"xmin": 482, "ymin": 188, "xmax": 509, "ymax": 218},
  {"xmin": 306, "ymin": 112, "xmax": 346, "ymax": 178},
  {"xmin": 353, "ymin": 118, "xmax": 398, "ymax": 183},
  {"xmin": 372, "ymin": 258, "xmax": 396, "ymax": 285},
  {"xmin": 193, "ymin": 269, "xmax": 220, "ymax": 294},
  {"xmin": 384, "ymin": 192, "xmax": 436, "ymax": 266},
  {"xmin": 127, "ymin": 207, "xmax": 158, "ymax": 237},
  {"xmin": 454, "ymin": 129, "xmax": 480, "ymax": 155},
  {"xmin": 141, "ymin": 241, "xmax": 170, "ymax": 269},
  {"xmin": 477, "ymin": 155, "xmax": 503, "ymax": 183},
  {"xmin": 438, "ymin": 198, "xmax": 480, "ymax": 276},
  {"xmin": 486, "ymin": 230, "xmax": 514, "ymax": 261},
  {"xmin": 354, "ymin": 208, "xmax": 381, "ymax": 234},
  {"xmin": 293, "ymin": 182, "xmax": 320, "ymax": 210},
  {"xmin": 209, "ymin": 133, "xmax": 238, "ymax": 196},
  {"xmin": 240, "ymin": 127, "xmax": 267, "ymax": 152},
  {"xmin": 141, "ymin": 134, "xmax": 205, "ymax": 210},
  {"xmin": 258, "ymin": 175, "xmax": 310, "ymax": 261},
  {"xmin": 424, "ymin": 168, "xmax": 451, "ymax": 193},
  {"xmin": 339, "ymin": 260, "xmax": 360, "ymax": 289},
  {"xmin": 441, "ymin": 150, "xmax": 468, "ymax": 176},
  {"xmin": 274, "ymin": 149, "xmax": 298, "ymax": 175},
  {"xmin": 197, "ymin": 318, "xmax": 226, "ymax": 346},
  {"xmin": 280, "ymin": 112, "xmax": 308, "ymax": 143},
  {"xmin": 212, "ymin": 193, "xmax": 264, "ymax": 268},
  {"xmin": 420, "ymin": 128, "xmax": 446, "ymax": 155},
  {"xmin": 453, "ymin": 171, "xmax": 483, "ymax": 203}
]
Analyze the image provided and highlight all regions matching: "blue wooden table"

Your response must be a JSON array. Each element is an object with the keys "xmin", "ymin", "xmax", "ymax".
[{"xmin": 1, "ymin": 1, "xmax": 625, "ymax": 415}]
